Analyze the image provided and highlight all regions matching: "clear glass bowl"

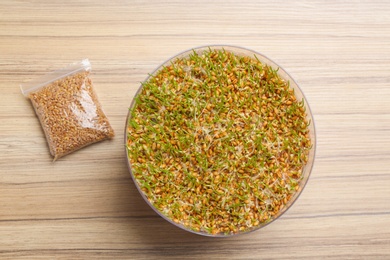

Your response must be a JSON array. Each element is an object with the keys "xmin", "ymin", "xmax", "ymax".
[{"xmin": 125, "ymin": 45, "xmax": 316, "ymax": 237}]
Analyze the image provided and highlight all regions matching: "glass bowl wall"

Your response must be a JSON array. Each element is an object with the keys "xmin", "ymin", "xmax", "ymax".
[{"xmin": 125, "ymin": 45, "xmax": 316, "ymax": 237}]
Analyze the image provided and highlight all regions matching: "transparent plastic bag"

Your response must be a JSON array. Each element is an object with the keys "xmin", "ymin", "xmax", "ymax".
[{"xmin": 21, "ymin": 59, "xmax": 115, "ymax": 160}]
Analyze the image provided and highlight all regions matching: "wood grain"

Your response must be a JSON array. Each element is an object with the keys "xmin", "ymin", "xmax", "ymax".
[{"xmin": 1, "ymin": 0, "xmax": 390, "ymax": 259}]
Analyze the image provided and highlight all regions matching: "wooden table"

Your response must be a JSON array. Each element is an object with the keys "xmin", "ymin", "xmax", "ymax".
[{"xmin": 1, "ymin": 1, "xmax": 390, "ymax": 259}]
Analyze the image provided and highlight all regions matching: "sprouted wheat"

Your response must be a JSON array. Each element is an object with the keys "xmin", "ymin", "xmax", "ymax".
[{"xmin": 127, "ymin": 49, "xmax": 311, "ymax": 235}]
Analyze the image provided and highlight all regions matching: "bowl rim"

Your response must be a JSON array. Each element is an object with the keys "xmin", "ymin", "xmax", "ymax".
[{"xmin": 124, "ymin": 44, "xmax": 317, "ymax": 237}]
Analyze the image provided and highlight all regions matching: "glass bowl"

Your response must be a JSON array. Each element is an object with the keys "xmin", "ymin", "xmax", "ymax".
[{"xmin": 125, "ymin": 45, "xmax": 316, "ymax": 237}]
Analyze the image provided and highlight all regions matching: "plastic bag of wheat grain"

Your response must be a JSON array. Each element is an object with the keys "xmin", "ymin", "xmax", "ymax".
[{"xmin": 21, "ymin": 59, "xmax": 115, "ymax": 161}]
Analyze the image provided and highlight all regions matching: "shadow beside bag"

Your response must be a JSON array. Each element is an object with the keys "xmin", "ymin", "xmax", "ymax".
[{"xmin": 21, "ymin": 59, "xmax": 115, "ymax": 161}]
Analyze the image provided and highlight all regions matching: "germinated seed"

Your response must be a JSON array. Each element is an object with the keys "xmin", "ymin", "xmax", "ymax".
[{"xmin": 127, "ymin": 49, "xmax": 311, "ymax": 235}]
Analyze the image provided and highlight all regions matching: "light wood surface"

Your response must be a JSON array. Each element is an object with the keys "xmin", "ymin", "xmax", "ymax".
[{"xmin": 1, "ymin": 1, "xmax": 390, "ymax": 259}]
